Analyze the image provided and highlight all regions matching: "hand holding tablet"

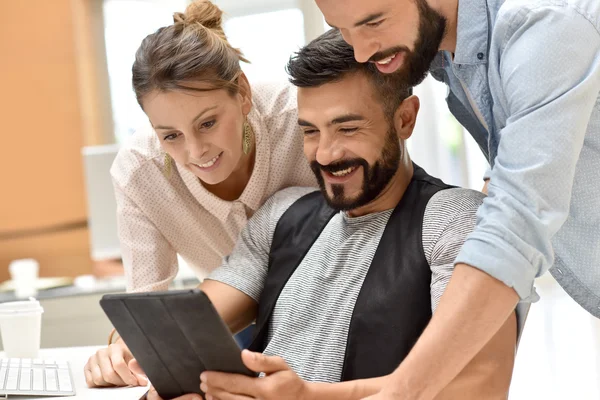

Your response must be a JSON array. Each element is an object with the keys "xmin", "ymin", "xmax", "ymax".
[{"xmin": 100, "ymin": 289, "xmax": 256, "ymax": 400}]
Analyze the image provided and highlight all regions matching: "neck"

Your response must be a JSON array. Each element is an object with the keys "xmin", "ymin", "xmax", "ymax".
[
  {"xmin": 347, "ymin": 154, "xmax": 414, "ymax": 218},
  {"xmin": 432, "ymin": 0, "xmax": 459, "ymax": 53},
  {"xmin": 203, "ymin": 146, "xmax": 255, "ymax": 202}
]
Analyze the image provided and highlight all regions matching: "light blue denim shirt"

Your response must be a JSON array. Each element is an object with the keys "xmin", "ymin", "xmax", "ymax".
[{"xmin": 430, "ymin": 0, "xmax": 600, "ymax": 317}]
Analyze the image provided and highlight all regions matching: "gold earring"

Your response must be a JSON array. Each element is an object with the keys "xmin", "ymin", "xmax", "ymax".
[
  {"xmin": 163, "ymin": 153, "xmax": 172, "ymax": 177},
  {"xmin": 242, "ymin": 121, "xmax": 252, "ymax": 155}
]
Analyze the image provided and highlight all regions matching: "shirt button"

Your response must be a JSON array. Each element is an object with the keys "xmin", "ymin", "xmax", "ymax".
[{"xmin": 477, "ymin": 52, "xmax": 484, "ymax": 60}]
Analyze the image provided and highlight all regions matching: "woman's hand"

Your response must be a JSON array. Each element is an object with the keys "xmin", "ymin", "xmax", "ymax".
[{"xmin": 84, "ymin": 339, "xmax": 148, "ymax": 387}]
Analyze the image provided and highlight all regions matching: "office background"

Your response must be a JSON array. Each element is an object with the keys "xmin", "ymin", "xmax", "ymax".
[{"xmin": 0, "ymin": 1, "xmax": 598, "ymax": 398}]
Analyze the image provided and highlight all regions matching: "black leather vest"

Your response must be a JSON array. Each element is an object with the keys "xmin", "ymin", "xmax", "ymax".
[{"xmin": 249, "ymin": 164, "xmax": 452, "ymax": 381}]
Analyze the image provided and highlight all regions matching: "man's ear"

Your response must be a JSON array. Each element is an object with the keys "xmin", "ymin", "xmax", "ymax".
[
  {"xmin": 393, "ymin": 95, "xmax": 420, "ymax": 140},
  {"xmin": 237, "ymin": 72, "xmax": 253, "ymax": 116}
]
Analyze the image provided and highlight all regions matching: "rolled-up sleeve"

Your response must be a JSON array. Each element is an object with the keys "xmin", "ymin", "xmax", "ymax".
[
  {"xmin": 208, "ymin": 187, "xmax": 317, "ymax": 301},
  {"xmin": 455, "ymin": 5, "xmax": 600, "ymax": 300}
]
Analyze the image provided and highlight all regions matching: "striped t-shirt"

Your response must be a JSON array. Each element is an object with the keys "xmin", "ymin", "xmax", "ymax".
[{"xmin": 208, "ymin": 186, "xmax": 485, "ymax": 383}]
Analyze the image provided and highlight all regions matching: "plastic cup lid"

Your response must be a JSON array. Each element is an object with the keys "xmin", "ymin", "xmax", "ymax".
[
  {"xmin": 9, "ymin": 259, "xmax": 39, "ymax": 274},
  {"xmin": 0, "ymin": 299, "xmax": 43, "ymax": 315}
]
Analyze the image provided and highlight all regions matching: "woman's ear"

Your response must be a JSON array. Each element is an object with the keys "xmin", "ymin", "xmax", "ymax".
[
  {"xmin": 393, "ymin": 95, "xmax": 420, "ymax": 140},
  {"xmin": 237, "ymin": 72, "xmax": 253, "ymax": 116}
]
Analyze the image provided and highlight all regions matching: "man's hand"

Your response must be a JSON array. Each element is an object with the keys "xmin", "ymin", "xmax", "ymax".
[
  {"xmin": 201, "ymin": 349, "xmax": 309, "ymax": 400},
  {"xmin": 84, "ymin": 339, "xmax": 148, "ymax": 387},
  {"xmin": 137, "ymin": 352, "xmax": 307, "ymax": 400},
  {"xmin": 144, "ymin": 386, "xmax": 201, "ymax": 400},
  {"xmin": 361, "ymin": 388, "xmax": 403, "ymax": 400}
]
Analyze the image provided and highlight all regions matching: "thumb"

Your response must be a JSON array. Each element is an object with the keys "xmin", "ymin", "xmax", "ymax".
[
  {"xmin": 241, "ymin": 350, "xmax": 289, "ymax": 374},
  {"xmin": 360, "ymin": 394, "xmax": 384, "ymax": 400},
  {"xmin": 128, "ymin": 359, "xmax": 149, "ymax": 386}
]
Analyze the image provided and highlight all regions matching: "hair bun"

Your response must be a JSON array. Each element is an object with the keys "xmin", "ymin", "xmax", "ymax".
[
  {"xmin": 179, "ymin": 0, "xmax": 223, "ymax": 31},
  {"xmin": 173, "ymin": 12, "xmax": 186, "ymax": 24}
]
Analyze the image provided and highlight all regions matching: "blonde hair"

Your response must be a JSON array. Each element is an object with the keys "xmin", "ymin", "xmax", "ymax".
[{"xmin": 132, "ymin": 0, "xmax": 249, "ymax": 108}]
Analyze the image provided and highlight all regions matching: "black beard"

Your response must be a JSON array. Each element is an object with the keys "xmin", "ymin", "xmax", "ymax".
[
  {"xmin": 369, "ymin": 0, "xmax": 447, "ymax": 87},
  {"xmin": 310, "ymin": 128, "xmax": 401, "ymax": 211}
]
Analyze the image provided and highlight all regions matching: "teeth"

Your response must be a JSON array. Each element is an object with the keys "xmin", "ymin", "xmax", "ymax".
[
  {"xmin": 331, "ymin": 167, "xmax": 356, "ymax": 177},
  {"xmin": 377, "ymin": 54, "xmax": 395, "ymax": 65},
  {"xmin": 197, "ymin": 154, "xmax": 220, "ymax": 168}
]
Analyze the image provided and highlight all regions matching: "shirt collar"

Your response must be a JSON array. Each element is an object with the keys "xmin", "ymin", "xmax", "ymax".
[
  {"xmin": 177, "ymin": 104, "xmax": 270, "ymax": 223},
  {"xmin": 452, "ymin": 0, "xmax": 490, "ymax": 65}
]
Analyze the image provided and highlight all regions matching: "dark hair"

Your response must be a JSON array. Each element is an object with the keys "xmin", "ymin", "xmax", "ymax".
[
  {"xmin": 132, "ymin": 0, "xmax": 249, "ymax": 108},
  {"xmin": 286, "ymin": 29, "xmax": 412, "ymax": 118}
]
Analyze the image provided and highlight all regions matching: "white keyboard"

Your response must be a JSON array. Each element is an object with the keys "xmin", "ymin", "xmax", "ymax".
[{"xmin": 0, "ymin": 358, "xmax": 75, "ymax": 397}]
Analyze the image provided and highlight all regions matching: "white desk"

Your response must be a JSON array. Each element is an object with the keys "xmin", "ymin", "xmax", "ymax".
[{"xmin": 2, "ymin": 346, "xmax": 148, "ymax": 399}]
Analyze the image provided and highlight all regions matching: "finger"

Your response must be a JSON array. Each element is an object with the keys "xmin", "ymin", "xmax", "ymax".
[
  {"xmin": 97, "ymin": 349, "xmax": 128, "ymax": 386},
  {"xmin": 129, "ymin": 358, "xmax": 144, "ymax": 375},
  {"xmin": 201, "ymin": 371, "xmax": 258, "ymax": 398},
  {"xmin": 204, "ymin": 390, "xmax": 254, "ymax": 400},
  {"xmin": 146, "ymin": 386, "xmax": 203, "ymax": 400},
  {"xmin": 146, "ymin": 386, "xmax": 162, "ymax": 400},
  {"xmin": 121, "ymin": 343, "xmax": 135, "ymax": 363},
  {"xmin": 128, "ymin": 358, "xmax": 149, "ymax": 386},
  {"xmin": 83, "ymin": 360, "xmax": 95, "ymax": 388},
  {"xmin": 241, "ymin": 350, "xmax": 288, "ymax": 374},
  {"xmin": 110, "ymin": 347, "xmax": 140, "ymax": 386},
  {"xmin": 360, "ymin": 394, "xmax": 386, "ymax": 400},
  {"xmin": 90, "ymin": 353, "xmax": 111, "ymax": 387}
]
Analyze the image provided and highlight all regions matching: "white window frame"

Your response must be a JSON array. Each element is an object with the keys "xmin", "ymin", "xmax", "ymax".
[{"xmin": 213, "ymin": 0, "xmax": 325, "ymax": 42}]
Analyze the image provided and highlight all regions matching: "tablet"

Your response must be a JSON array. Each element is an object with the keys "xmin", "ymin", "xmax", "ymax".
[{"xmin": 100, "ymin": 289, "xmax": 256, "ymax": 400}]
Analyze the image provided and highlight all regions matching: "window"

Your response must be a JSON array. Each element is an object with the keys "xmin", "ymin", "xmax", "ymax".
[
  {"xmin": 224, "ymin": 9, "xmax": 305, "ymax": 83},
  {"xmin": 101, "ymin": 0, "xmax": 484, "ymax": 188},
  {"xmin": 102, "ymin": 0, "xmax": 189, "ymax": 143},
  {"xmin": 102, "ymin": 0, "xmax": 313, "ymax": 143}
]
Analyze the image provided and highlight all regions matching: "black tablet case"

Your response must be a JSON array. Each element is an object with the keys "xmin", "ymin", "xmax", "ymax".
[{"xmin": 100, "ymin": 289, "xmax": 255, "ymax": 399}]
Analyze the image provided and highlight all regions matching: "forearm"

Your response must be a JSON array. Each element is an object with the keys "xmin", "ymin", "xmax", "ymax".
[
  {"xmin": 387, "ymin": 264, "xmax": 518, "ymax": 400},
  {"xmin": 307, "ymin": 375, "xmax": 388, "ymax": 400},
  {"xmin": 200, "ymin": 279, "xmax": 257, "ymax": 333}
]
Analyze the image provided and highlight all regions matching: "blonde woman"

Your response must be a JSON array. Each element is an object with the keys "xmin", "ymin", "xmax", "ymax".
[{"xmin": 84, "ymin": 0, "xmax": 315, "ymax": 388}]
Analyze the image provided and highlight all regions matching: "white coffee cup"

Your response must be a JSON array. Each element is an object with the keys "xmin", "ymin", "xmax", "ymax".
[
  {"xmin": 8, "ymin": 259, "xmax": 39, "ymax": 298},
  {"xmin": 0, "ymin": 299, "xmax": 44, "ymax": 358}
]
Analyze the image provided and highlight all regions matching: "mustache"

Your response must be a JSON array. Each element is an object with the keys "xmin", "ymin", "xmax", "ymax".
[
  {"xmin": 368, "ymin": 46, "xmax": 410, "ymax": 63},
  {"xmin": 310, "ymin": 159, "xmax": 367, "ymax": 175}
]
